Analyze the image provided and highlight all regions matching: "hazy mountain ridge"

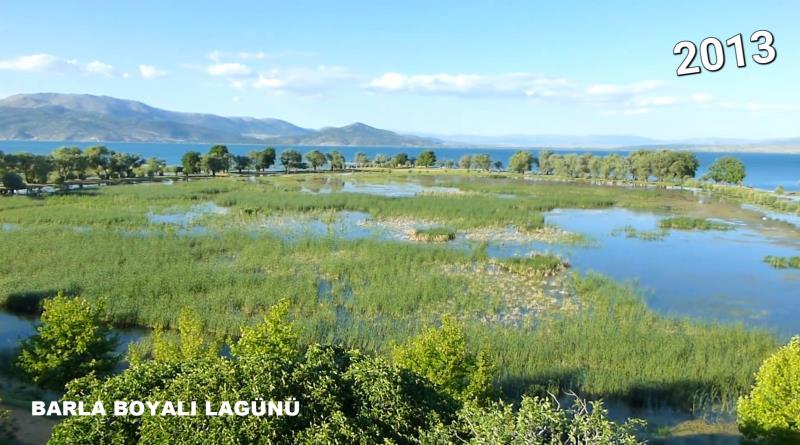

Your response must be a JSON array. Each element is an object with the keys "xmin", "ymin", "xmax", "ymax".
[
  {"xmin": 0, "ymin": 93, "xmax": 798, "ymax": 152},
  {"xmin": 0, "ymin": 93, "xmax": 438, "ymax": 146}
]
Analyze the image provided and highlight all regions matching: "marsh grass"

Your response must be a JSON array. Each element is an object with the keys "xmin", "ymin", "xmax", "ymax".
[
  {"xmin": 498, "ymin": 254, "xmax": 568, "ymax": 277},
  {"xmin": 763, "ymin": 255, "xmax": 800, "ymax": 269},
  {"xmin": 0, "ymin": 174, "xmax": 779, "ymax": 413},
  {"xmin": 611, "ymin": 225, "xmax": 668, "ymax": 241},
  {"xmin": 658, "ymin": 217, "xmax": 732, "ymax": 231},
  {"xmin": 411, "ymin": 227, "xmax": 457, "ymax": 242}
]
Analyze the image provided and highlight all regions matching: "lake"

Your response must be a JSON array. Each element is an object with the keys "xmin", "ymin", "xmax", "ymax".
[{"xmin": 2, "ymin": 141, "xmax": 799, "ymax": 191}]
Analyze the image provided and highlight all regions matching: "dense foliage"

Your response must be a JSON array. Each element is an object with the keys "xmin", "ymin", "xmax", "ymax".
[
  {"xmin": 706, "ymin": 156, "xmax": 747, "ymax": 184},
  {"xmin": 49, "ymin": 303, "xmax": 644, "ymax": 444},
  {"xmin": 16, "ymin": 294, "xmax": 119, "ymax": 390},
  {"xmin": 538, "ymin": 149, "xmax": 699, "ymax": 182},
  {"xmin": 737, "ymin": 336, "xmax": 800, "ymax": 442}
]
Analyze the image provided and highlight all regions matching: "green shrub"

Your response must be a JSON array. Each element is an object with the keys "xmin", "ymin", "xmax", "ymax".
[
  {"xmin": 16, "ymin": 293, "xmax": 119, "ymax": 390},
  {"xmin": 737, "ymin": 336, "xmax": 800, "ymax": 442}
]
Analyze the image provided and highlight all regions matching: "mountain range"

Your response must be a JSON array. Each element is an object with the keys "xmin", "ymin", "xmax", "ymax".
[
  {"xmin": 0, "ymin": 93, "xmax": 442, "ymax": 146},
  {"xmin": 0, "ymin": 93, "xmax": 798, "ymax": 152}
]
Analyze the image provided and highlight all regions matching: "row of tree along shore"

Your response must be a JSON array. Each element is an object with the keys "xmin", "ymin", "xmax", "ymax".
[{"xmin": 0, "ymin": 144, "xmax": 754, "ymax": 193}]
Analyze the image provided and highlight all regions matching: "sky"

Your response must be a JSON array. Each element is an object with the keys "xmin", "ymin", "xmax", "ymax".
[{"xmin": 0, "ymin": 0, "xmax": 798, "ymax": 140}]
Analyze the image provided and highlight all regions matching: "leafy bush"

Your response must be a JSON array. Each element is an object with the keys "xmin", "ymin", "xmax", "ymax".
[
  {"xmin": 422, "ymin": 395, "xmax": 644, "ymax": 444},
  {"xmin": 737, "ymin": 336, "xmax": 800, "ymax": 442},
  {"xmin": 393, "ymin": 317, "xmax": 495, "ymax": 404},
  {"xmin": 16, "ymin": 293, "xmax": 119, "ymax": 390}
]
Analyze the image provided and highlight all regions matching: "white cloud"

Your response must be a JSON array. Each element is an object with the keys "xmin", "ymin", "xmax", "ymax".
[
  {"xmin": 207, "ymin": 63, "xmax": 252, "ymax": 77},
  {"xmin": 0, "ymin": 53, "xmax": 77, "ymax": 72},
  {"xmin": 139, "ymin": 64, "xmax": 167, "ymax": 79},
  {"xmin": 85, "ymin": 60, "xmax": 114, "ymax": 76},
  {"xmin": 237, "ymin": 51, "xmax": 266, "ymax": 60},
  {"xmin": 369, "ymin": 72, "xmax": 569, "ymax": 98},
  {"xmin": 585, "ymin": 80, "xmax": 663, "ymax": 96},
  {"xmin": 219, "ymin": 65, "xmax": 358, "ymax": 95}
]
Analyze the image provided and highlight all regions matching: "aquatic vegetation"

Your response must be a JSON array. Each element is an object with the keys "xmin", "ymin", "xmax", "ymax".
[
  {"xmin": 658, "ymin": 217, "xmax": 732, "ymax": 231},
  {"xmin": 410, "ymin": 227, "xmax": 456, "ymax": 242},
  {"xmin": 763, "ymin": 255, "xmax": 800, "ymax": 269},
  {"xmin": 497, "ymin": 254, "xmax": 568, "ymax": 277},
  {"xmin": 611, "ymin": 225, "xmax": 668, "ymax": 241},
  {"xmin": 0, "ymin": 173, "xmax": 781, "ymax": 415}
]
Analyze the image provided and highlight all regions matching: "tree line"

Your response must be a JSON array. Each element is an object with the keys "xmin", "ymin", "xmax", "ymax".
[{"xmin": 1, "ymin": 144, "xmax": 748, "ymax": 193}]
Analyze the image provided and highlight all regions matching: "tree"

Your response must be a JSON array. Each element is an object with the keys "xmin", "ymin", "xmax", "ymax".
[
  {"xmin": 393, "ymin": 317, "xmax": 494, "ymax": 404},
  {"xmin": 417, "ymin": 150, "xmax": 437, "ymax": 168},
  {"xmin": 459, "ymin": 155, "xmax": 473, "ymax": 170},
  {"xmin": 627, "ymin": 150, "xmax": 652, "ymax": 182},
  {"xmin": 85, "ymin": 146, "xmax": 113, "ymax": 179},
  {"xmin": 738, "ymin": 336, "xmax": 800, "ymax": 442},
  {"xmin": 232, "ymin": 155, "xmax": 252, "ymax": 173},
  {"xmin": 374, "ymin": 153, "xmax": 389, "ymax": 167},
  {"xmin": 51, "ymin": 146, "xmax": 87, "ymax": 182},
  {"xmin": 306, "ymin": 150, "xmax": 326, "ymax": 171},
  {"xmin": 16, "ymin": 293, "xmax": 118, "ymax": 390},
  {"xmin": 249, "ymin": 147, "xmax": 276, "ymax": 171},
  {"xmin": 493, "ymin": 161, "xmax": 503, "ymax": 171},
  {"xmin": 355, "ymin": 152, "xmax": 370, "ymax": 167},
  {"xmin": 442, "ymin": 159, "xmax": 454, "ymax": 169},
  {"xmin": 706, "ymin": 156, "xmax": 746, "ymax": 184},
  {"xmin": 472, "ymin": 154, "xmax": 491, "ymax": 171},
  {"xmin": 181, "ymin": 151, "xmax": 202, "ymax": 175},
  {"xmin": 280, "ymin": 149, "xmax": 302, "ymax": 172},
  {"xmin": 110, "ymin": 152, "xmax": 143, "ymax": 178},
  {"xmin": 205, "ymin": 145, "xmax": 231, "ymax": 176},
  {"xmin": 392, "ymin": 152, "xmax": 409, "ymax": 168},
  {"xmin": 328, "ymin": 151, "xmax": 345, "ymax": 171},
  {"xmin": 2, "ymin": 171, "xmax": 26, "ymax": 193},
  {"xmin": 144, "ymin": 157, "xmax": 166, "ymax": 177},
  {"xmin": 12, "ymin": 153, "xmax": 53, "ymax": 184},
  {"xmin": 538, "ymin": 150, "xmax": 554, "ymax": 175},
  {"xmin": 508, "ymin": 151, "xmax": 536, "ymax": 174}
]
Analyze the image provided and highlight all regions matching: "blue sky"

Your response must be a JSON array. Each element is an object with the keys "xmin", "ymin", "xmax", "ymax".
[{"xmin": 0, "ymin": 0, "xmax": 798, "ymax": 139}]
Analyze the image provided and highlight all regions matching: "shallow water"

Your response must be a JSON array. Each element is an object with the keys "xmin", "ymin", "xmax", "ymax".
[
  {"xmin": 147, "ymin": 201, "xmax": 228, "ymax": 226},
  {"xmin": 544, "ymin": 208, "xmax": 800, "ymax": 336},
  {"xmin": 301, "ymin": 179, "xmax": 461, "ymax": 197}
]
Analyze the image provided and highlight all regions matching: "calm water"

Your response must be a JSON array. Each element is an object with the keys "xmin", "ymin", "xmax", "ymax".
[{"xmin": 2, "ymin": 141, "xmax": 799, "ymax": 191}]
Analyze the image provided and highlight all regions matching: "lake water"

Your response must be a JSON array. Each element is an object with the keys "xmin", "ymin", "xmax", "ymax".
[{"xmin": 2, "ymin": 141, "xmax": 799, "ymax": 191}]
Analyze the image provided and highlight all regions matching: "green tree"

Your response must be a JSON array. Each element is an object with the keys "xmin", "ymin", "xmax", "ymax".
[
  {"xmin": 392, "ymin": 152, "xmax": 409, "ymax": 168},
  {"xmin": 249, "ymin": 147, "xmax": 276, "ymax": 171},
  {"xmin": 627, "ymin": 150, "xmax": 652, "ymax": 182},
  {"xmin": 737, "ymin": 336, "xmax": 800, "ymax": 442},
  {"xmin": 85, "ymin": 146, "xmax": 113, "ymax": 179},
  {"xmin": 417, "ymin": 150, "xmax": 437, "ymax": 168},
  {"xmin": 459, "ymin": 155, "xmax": 472, "ymax": 170},
  {"xmin": 232, "ymin": 155, "xmax": 252, "ymax": 173},
  {"xmin": 472, "ymin": 154, "xmax": 491, "ymax": 171},
  {"xmin": 328, "ymin": 151, "xmax": 345, "ymax": 171},
  {"xmin": 393, "ymin": 317, "xmax": 494, "ymax": 404},
  {"xmin": 538, "ymin": 149, "xmax": 554, "ymax": 174},
  {"xmin": 181, "ymin": 151, "xmax": 202, "ymax": 175},
  {"xmin": 354, "ymin": 152, "xmax": 370, "ymax": 167},
  {"xmin": 706, "ymin": 156, "xmax": 746, "ymax": 184},
  {"xmin": 306, "ymin": 150, "xmax": 326, "ymax": 171},
  {"xmin": 280, "ymin": 149, "xmax": 302, "ymax": 172},
  {"xmin": 204, "ymin": 145, "xmax": 231, "ymax": 176},
  {"xmin": 16, "ymin": 294, "xmax": 118, "ymax": 390},
  {"xmin": 144, "ymin": 157, "xmax": 166, "ymax": 177},
  {"xmin": 508, "ymin": 151, "xmax": 536, "ymax": 173},
  {"xmin": 51, "ymin": 146, "xmax": 87, "ymax": 182},
  {"xmin": 2, "ymin": 171, "xmax": 26, "ymax": 193},
  {"xmin": 110, "ymin": 152, "xmax": 143, "ymax": 178}
]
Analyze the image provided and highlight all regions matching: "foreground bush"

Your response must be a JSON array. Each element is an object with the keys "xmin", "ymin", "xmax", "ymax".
[
  {"xmin": 737, "ymin": 336, "xmax": 800, "ymax": 443},
  {"xmin": 49, "ymin": 302, "xmax": 645, "ymax": 444},
  {"xmin": 16, "ymin": 294, "xmax": 118, "ymax": 390},
  {"xmin": 422, "ymin": 396, "xmax": 644, "ymax": 444}
]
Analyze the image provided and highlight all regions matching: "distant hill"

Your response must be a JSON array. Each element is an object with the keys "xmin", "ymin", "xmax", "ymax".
[
  {"xmin": 0, "ymin": 93, "xmax": 441, "ymax": 146},
  {"xmin": 260, "ymin": 122, "xmax": 441, "ymax": 146}
]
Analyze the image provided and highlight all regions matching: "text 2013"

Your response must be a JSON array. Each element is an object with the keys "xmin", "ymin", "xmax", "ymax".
[{"xmin": 673, "ymin": 30, "xmax": 776, "ymax": 76}]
